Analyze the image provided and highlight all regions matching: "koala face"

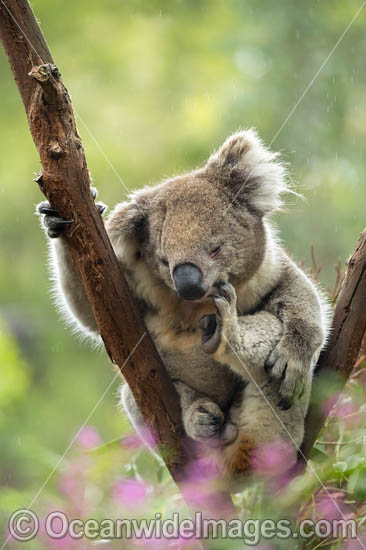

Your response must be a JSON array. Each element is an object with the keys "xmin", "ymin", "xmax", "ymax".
[
  {"xmin": 144, "ymin": 176, "xmax": 266, "ymax": 300},
  {"xmin": 108, "ymin": 129, "xmax": 287, "ymax": 303}
]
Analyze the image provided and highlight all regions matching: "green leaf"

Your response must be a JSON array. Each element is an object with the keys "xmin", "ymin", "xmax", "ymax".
[
  {"xmin": 348, "ymin": 466, "xmax": 366, "ymax": 502},
  {"xmin": 309, "ymin": 444, "xmax": 330, "ymax": 463},
  {"xmin": 333, "ymin": 461, "xmax": 347, "ymax": 473}
]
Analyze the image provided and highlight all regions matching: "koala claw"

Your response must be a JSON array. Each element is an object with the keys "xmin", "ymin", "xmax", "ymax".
[
  {"xmin": 96, "ymin": 202, "xmax": 107, "ymax": 215},
  {"xmin": 37, "ymin": 201, "xmax": 72, "ymax": 238},
  {"xmin": 37, "ymin": 203, "xmax": 60, "ymax": 217},
  {"xmin": 37, "ymin": 194, "xmax": 107, "ymax": 239},
  {"xmin": 277, "ymin": 397, "xmax": 292, "ymax": 411},
  {"xmin": 184, "ymin": 399, "xmax": 224, "ymax": 441},
  {"xmin": 199, "ymin": 282, "xmax": 237, "ymax": 355},
  {"xmin": 199, "ymin": 313, "xmax": 221, "ymax": 354},
  {"xmin": 266, "ymin": 345, "xmax": 308, "ymax": 407},
  {"xmin": 91, "ymin": 188, "xmax": 108, "ymax": 216},
  {"xmin": 213, "ymin": 281, "xmax": 236, "ymax": 306}
]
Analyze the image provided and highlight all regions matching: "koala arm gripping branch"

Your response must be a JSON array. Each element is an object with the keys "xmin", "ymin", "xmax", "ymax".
[
  {"xmin": 51, "ymin": 238, "xmax": 100, "ymax": 336},
  {"xmin": 37, "ymin": 201, "xmax": 100, "ymax": 337}
]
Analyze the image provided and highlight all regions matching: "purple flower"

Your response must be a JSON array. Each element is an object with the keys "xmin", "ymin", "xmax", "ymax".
[
  {"xmin": 180, "ymin": 453, "xmax": 228, "ymax": 514},
  {"xmin": 77, "ymin": 426, "xmax": 101, "ymax": 449},
  {"xmin": 169, "ymin": 535, "xmax": 198, "ymax": 548},
  {"xmin": 113, "ymin": 478, "xmax": 149, "ymax": 508},
  {"xmin": 323, "ymin": 393, "xmax": 357, "ymax": 423},
  {"xmin": 184, "ymin": 454, "xmax": 223, "ymax": 484},
  {"xmin": 251, "ymin": 439, "xmax": 295, "ymax": 477},
  {"xmin": 315, "ymin": 491, "xmax": 348, "ymax": 523},
  {"xmin": 121, "ymin": 426, "xmax": 157, "ymax": 450},
  {"xmin": 322, "ymin": 391, "xmax": 342, "ymax": 417},
  {"xmin": 343, "ymin": 534, "xmax": 366, "ymax": 550}
]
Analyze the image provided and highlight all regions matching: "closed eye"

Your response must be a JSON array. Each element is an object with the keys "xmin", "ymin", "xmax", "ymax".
[
  {"xmin": 210, "ymin": 246, "xmax": 221, "ymax": 258},
  {"xmin": 160, "ymin": 257, "xmax": 169, "ymax": 266}
]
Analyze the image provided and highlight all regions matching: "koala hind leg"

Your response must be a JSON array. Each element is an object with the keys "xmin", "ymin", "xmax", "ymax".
[
  {"xmin": 222, "ymin": 381, "xmax": 305, "ymax": 479},
  {"xmin": 174, "ymin": 381, "xmax": 237, "ymax": 444}
]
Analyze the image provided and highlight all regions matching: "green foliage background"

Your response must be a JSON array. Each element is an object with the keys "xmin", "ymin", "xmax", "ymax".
[{"xmin": 0, "ymin": 0, "xmax": 365, "ymax": 548}]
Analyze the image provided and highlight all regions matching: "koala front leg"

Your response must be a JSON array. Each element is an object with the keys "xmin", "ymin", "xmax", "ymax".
[
  {"xmin": 174, "ymin": 381, "xmax": 237, "ymax": 444},
  {"xmin": 199, "ymin": 282, "xmax": 282, "ymax": 377},
  {"xmin": 263, "ymin": 269, "xmax": 327, "ymax": 410},
  {"xmin": 37, "ymin": 194, "xmax": 106, "ymax": 336}
]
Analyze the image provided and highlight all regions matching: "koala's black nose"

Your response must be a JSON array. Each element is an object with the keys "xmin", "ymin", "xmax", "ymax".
[{"xmin": 173, "ymin": 263, "xmax": 206, "ymax": 300}]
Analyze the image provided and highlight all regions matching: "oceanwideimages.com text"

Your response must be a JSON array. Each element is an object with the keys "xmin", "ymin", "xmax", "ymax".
[{"xmin": 8, "ymin": 509, "xmax": 358, "ymax": 545}]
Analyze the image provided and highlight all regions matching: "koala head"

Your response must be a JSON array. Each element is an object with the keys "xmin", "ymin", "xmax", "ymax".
[{"xmin": 107, "ymin": 129, "xmax": 288, "ymax": 304}]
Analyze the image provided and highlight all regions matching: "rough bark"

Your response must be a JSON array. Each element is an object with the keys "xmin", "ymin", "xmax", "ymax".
[{"xmin": 301, "ymin": 230, "xmax": 366, "ymax": 459}]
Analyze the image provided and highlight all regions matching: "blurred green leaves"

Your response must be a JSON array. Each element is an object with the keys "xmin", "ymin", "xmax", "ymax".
[{"xmin": 0, "ymin": 321, "xmax": 29, "ymax": 410}]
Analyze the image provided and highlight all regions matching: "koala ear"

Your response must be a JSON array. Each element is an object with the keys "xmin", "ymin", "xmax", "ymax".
[
  {"xmin": 205, "ymin": 129, "xmax": 289, "ymax": 215},
  {"xmin": 107, "ymin": 195, "xmax": 149, "ymax": 245}
]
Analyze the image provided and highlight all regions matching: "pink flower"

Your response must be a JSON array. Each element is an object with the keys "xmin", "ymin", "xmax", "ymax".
[
  {"xmin": 121, "ymin": 426, "xmax": 157, "ymax": 450},
  {"xmin": 322, "ymin": 391, "xmax": 342, "ymax": 417},
  {"xmin": 38, "ymin": 515, "xmax": 81, "ymax": 549},
  {"xmin": 333, "ymin": 398, "xmax": 357, "ymax": 420},
  {"xmin": 251, "ymin": 439, "xmax": 295, "ymax": 477},
  {"xmin": 326, "ymin": 394, "xmax": 361, "ymax": 428},
  {"xmin": 184, "ymin": 454, "xmax": 223, "ymax": 484},
  {"xmin": 181, "ymin": 482, "xmax": 219, "ymax": 511},
  {"xmin": 323, "ymin": 392, "xmax": 357, "ymax": 422},
  {"xmin": 113, "ymin": 478, "xmax": 149, "ymax": 507},
  {"xmin": 77, "ymin": 426, "xmax": 101, "ymax": 449},
  {"xmin": 343, "ymin": 534, "xmax": 366, "ymax": 550},
  {"xmin": 57, "ymin": 456, "xmax": 92, "ymax": 515},
  {"xmin": 169, "ymin": 536, "xmax": 198, "ymax": 548},
  {"xmin": 47, "ymin": 532, "xmax": 76, "ymax": 548},
  {"xmin": 58, "ymin": 475, "xmax": 78, "ymax": 497},
  {"xmin": 180, "ymin": 454, "xmax": 229, "ymax": 514},
  {"xmin": 314, "ymin": 491, "xmax": 350, "ymax": 523}
]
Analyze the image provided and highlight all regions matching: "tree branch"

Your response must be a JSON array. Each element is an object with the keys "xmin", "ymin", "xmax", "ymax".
[{"xmin": 301, "ymin": 230, "xmax": 366, "ymax": 459}]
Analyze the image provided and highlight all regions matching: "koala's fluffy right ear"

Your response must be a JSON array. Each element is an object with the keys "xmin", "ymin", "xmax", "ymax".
[
  {"xmin": 106, "ymin": 193, "xmax": 149, "ymax": 245},
  {"xmin": 205, "ymin": 129, "xmax": 289, "ymax": 215}
]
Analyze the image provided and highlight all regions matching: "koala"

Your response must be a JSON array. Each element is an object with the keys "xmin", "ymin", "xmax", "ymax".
[{"xmin": 37, "ymin": 129, "xmax": 331, "ymax": 480}]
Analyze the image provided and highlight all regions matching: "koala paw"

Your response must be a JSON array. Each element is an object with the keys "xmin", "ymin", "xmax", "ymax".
[
  {"xmin": 36, "ymin": 190, "xmax": 107, "ymax": 239},
  {"xmin": 221, "ymin": 421, "xmax": 238, "ymax": 445},
  {"xmin": 184, "ymin": 399, "xmax": 224, "ymax": 441},
  {"xmin": 37, "ymin": 202, "xmax": 73, "ymax": 238},
  {"xmin": 199, "ymin": 281, "xmax": 237, "ymax": 355},
  {"xmin": 265, "ymin": 342, "xmax": 308, "ymax": 410}
]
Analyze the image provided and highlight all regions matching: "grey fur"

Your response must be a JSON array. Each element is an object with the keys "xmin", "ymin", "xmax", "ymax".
[{"xmin": 37, "ymin": 129, "xmax": 331, "ymax": 474}]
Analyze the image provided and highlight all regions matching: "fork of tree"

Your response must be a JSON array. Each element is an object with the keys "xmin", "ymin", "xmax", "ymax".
[{"xmin": 1, "ymin": 0, "xmax": 365, "ymax": 520}]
